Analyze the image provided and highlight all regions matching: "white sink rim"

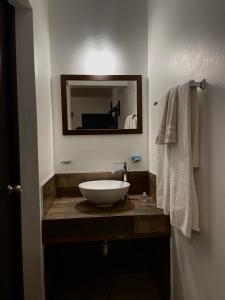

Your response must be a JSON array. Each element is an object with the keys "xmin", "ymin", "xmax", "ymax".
[
  {"xmin": 79, "ymin": 180, "xmax": 130, "ymax": 191},
  {"xmin": 78, "ymin": 180, "xmax": 130, "ymax": 207}
]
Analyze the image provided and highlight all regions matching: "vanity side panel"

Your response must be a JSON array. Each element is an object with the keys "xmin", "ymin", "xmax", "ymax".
[{"xmin": 42, "ymin": 175, "xmax": 56, "ymax": 216}]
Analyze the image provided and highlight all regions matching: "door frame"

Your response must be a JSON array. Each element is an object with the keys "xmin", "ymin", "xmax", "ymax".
[{"xmin": 12, "ymin": 0, "xmax": 45, "ymax": 299}]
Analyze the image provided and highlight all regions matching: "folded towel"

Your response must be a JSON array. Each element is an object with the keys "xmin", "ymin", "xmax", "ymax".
[
  {"xmin": 124, "ymin": 115, "xmax": 137, "ymax": 129},
  {"xmin": 156, "ymin": 81, "xmax": 200, "ymax": 238},
  {"xmin": 156, "ymin": 93, "xmax": 171, "ymax": 215},
  {"xmin": 156, "ymin": 87, "xmax": 178, "ymax": 144}
]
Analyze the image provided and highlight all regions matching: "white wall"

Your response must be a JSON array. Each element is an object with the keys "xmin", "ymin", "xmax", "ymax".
[
  {"xmin": 148, "ymin": 0, "xmax": 225, "ymax": 299},
  {"xmin": 15, "ymin": 0, "xmax": 54, "ymax": 185},
  {"xmin": 48, "ymin": 0, "xmax": 149, "ymax": 173},
  {"xmin": 31, "ymin": 0, "xmax": 54, "ymax": 184}
]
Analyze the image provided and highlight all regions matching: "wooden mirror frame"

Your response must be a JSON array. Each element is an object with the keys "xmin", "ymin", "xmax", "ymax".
[{"xmin": 61, "ymin": 74, "xmax": 143, "ymax": 135}]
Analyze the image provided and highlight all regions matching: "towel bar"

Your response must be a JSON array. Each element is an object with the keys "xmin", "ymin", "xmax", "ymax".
[{"xmin": 153, "ymin": 79, "xmax": 206, "ymax": 106}]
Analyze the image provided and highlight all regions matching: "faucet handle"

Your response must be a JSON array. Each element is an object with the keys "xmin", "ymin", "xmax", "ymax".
[
  {"xmin": 113, "ymin": 162, "xmax": 127, "ymax": 167},
  {"xmin": 113, "ymin": 162, "xmax": 128, "ymax": 182},
  {"xmin": 113, "ymin": 162, "xmax": 127, "ymax": 171}
]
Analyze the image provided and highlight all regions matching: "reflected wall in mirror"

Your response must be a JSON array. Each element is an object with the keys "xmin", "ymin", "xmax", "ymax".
[{"xmin": 61, "ymin": 75, "xmax": 142, "ymax": 135}]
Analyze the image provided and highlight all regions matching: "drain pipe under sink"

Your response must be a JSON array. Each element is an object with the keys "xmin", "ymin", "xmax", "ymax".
[{"xmin": 102, "ymin": 240, "xmax": 110, "ymax": 256}]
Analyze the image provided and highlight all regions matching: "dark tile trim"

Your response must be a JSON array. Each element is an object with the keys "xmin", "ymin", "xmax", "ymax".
[
  {"xmin": 149, "ymin": 172, "xmax": 156, "ymax": 200},
  {"xmin": 42, "ymin": 175, "xmax": 56, "ymax": 217},
  {"xmin": 55, "ymin": 171, "xmax": 150, "ymax": 198}
]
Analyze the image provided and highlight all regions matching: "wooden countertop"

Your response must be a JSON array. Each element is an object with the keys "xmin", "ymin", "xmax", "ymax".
[
  {"xmin": 42, "ymin": 196, "xmax": 170, "ymax": 244},
  {"xmin": 44, "ymin": 195, "xmax": 164, "ymax": 220}
]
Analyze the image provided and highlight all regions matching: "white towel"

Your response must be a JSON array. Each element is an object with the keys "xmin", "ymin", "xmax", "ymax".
[
  {"xmin": 156, "ymin": 87, "xmax": 178, "ymax": 144},
  {"xmin": 156, "ymin": 81, "xmax": 200, "ymax": 238},
  {"xmin": 156, "ymin": 92, "xmax": 171, "ymax": 215},
  {"xmin": 124, "ymin": 115, "xmax": 137, "ymax": 129}
]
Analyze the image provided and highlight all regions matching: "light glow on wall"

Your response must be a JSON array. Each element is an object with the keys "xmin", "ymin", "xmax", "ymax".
[{"xmin": 83, "ymin": 36, "xmax": 119, "ymax": 75}]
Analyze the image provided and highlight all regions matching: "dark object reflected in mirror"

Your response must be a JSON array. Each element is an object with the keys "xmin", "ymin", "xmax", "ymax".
[{"xmin": 61, "ymin": 75, "xmax": 143, "ymax": 135}]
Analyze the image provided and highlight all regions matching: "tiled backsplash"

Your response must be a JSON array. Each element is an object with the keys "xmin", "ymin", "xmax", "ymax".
[
  {"xmin": 55, "ymin": 171, "xmax": 150, "ymax": 197},
  {"xmin": 149, "ymin": 173, "xmax": 156, "ymax": 200},
  {"xmin": 42, "ymin": 176, "xmax": 56, "ymax": 216}
]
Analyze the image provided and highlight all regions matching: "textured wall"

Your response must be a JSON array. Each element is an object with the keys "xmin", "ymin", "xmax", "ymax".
[{"xmin": 148, "ymin": 0, "xmax": 225, "ymax": 299}]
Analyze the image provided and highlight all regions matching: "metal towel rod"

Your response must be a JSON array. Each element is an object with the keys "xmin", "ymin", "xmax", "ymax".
[{"xmin": 153, "ymin": 79, "xmax": 206, "ymax": 106}]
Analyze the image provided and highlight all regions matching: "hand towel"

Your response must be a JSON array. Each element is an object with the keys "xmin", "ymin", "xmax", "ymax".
[
  {"xmin": 156, "ymin": 92, "xmax": 171, "ymax": 215},
  {"xmin": 124, "ymin": 115, "xmax": 137, "ymax": 129},
  {"xmin": 156, "ymin": 87, "xmax": 178, "ymax": 144},
  {"xmin": 156, "ymin": 81, "xmax": 200, "ymax": 238}
]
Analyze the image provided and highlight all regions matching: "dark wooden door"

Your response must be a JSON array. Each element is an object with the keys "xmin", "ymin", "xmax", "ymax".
[{"xmin": 0, "ymin": 0, "xmax": 23, "ymax": 299}]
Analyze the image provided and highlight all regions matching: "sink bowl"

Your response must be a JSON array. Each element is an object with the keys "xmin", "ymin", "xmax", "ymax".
[{"xmin": 78, "ymin": 180, "xmax": 130, "ymax": 207}]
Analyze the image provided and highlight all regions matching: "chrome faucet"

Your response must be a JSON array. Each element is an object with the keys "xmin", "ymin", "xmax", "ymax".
[{"xmin": 113, "ymin": 162, "xmax": 128, "ymax": 182}]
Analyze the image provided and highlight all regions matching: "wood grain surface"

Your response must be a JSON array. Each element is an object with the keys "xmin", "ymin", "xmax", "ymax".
[{"xmin": 42, "ymin": 195, "xmax": 170, "ymax": 244}]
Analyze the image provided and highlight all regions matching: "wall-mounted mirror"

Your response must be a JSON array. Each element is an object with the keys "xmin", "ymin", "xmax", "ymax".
[{"xmin": 61, "ymin": 75, "xmax": 142, "ymax": 135}]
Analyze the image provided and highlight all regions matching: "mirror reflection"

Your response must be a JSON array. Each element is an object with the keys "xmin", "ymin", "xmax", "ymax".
[
  {"xmin": 61, "ymin": 75, "xmax": 142, "ymax": 135},
  {"xmin": 67, "ymin": 80, "xmax": 137, "ymax": 130}
]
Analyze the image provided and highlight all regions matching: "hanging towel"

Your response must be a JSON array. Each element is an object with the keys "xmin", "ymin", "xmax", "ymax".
[
  {"xmin": 155, "ymin": 92, "xmax": 171, "ymax": 215},
  {"xmin": 124, "ymin": 115, "xmax": 137, "ymax": 129},
  {"xmin": 156, "ymin": 87, "xmax": 178, "ymax": 144},
  {"xmin": 156, "ymin": 81, "xmax": 200, "ymax": 238}
]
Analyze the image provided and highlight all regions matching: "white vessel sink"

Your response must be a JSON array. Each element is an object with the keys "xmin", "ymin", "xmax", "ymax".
[{"xmin": 79, "ymin": 180, "xmax": 130, "ymax": 207}]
